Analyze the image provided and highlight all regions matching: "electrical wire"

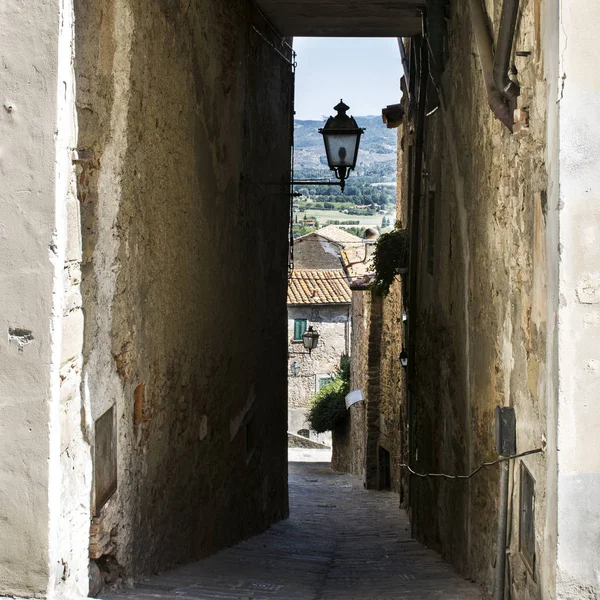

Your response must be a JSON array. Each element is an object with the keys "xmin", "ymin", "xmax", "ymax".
[
  {"xmin": 400, "ymin": 448, "xmax": 543, "ymax": 480},
  {"xmin": 251, "ymin": 26, "xmax": 296, "ymax": 66},
  {"xmin": 253, "ymin": 4, "xmax": 294, "ymax": 54}
]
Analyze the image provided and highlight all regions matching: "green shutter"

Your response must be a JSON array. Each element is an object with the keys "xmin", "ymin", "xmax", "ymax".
[
  {"xmin": 318, "ymin": 377, "xmax": 331, "ymax": 390},
  {"xmin": 294, "ymin": 319, "xmax": 307, "ymax": 341}
]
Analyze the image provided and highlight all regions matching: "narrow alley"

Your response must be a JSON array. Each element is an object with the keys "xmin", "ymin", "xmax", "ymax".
[{"xmin": 104, "ymin": 453, "xmax": 487, "ymax": 600}]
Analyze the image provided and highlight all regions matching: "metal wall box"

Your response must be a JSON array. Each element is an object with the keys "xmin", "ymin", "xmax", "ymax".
[
  {"xmin": 94, "ymin": 406, "xmax": 117, "ymax": 513},
  {"xmin": 495, "ymin": 406, "xmax": 516, "ymax": 456}
]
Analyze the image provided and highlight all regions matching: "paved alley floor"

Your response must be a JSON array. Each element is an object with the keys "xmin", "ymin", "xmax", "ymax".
[{"xmin": 104, "ymin": 452, "xmax": 488, "ymax": 600}]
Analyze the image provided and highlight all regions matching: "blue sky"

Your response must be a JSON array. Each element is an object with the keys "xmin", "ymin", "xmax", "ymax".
[{"xmin": 293, "ymin": 38, "xmax": 403, "ymax": 120}]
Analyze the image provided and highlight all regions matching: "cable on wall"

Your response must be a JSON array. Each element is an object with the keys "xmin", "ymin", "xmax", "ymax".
[{"xmin": 399, "ymin": 448, "xmax": 543, "ymax": 480}]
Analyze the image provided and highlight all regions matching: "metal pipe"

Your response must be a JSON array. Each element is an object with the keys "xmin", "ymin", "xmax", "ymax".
[
  {"xmin": 494, "ymin": 460, "xmax": 510, "ymax": 600},
  {"xmin": 407, "ymin": 34, "xmax": 428, "ymax": 386},
  {"xmin": 467, "ymin": 0, "xmax": 514, "ymax": 131},
  {"xmin": 398, "ymin": 38, "xmax": 411, "ymax": 99},
  {"xmin": 493, "ymin": 0, "xmax": 520, "ymax": 99}
]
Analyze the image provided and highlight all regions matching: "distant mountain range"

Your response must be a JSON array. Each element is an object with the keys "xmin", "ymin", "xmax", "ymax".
[{"xmin": 293, "ymin": 115, "xmax": 397, "ymax": 181}]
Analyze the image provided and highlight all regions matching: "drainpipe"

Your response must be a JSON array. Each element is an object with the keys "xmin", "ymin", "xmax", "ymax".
[
  {"xmin": 494, "ymin": 406, "xmax": 516, "ymax": 600},
  {"xmin": 398, "ymin": 38, "xmax": 411, "ymax": 99},
  {"xmin": 407, "ymin": 35, "xmax": 428, "ymax": 391},
  {"xmin": 493, "ymin": 0, "xmax": 520, "ymax": 99},
  {"xmin": 494, "ymin": 460, "xmax": 510, "ymax": 600},
  {"xmin": 467, "ymin": 0, "xmax": 513, "ymax": 131}
]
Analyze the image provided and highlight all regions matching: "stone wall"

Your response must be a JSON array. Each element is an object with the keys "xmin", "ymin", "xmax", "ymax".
[
  {"xmin": 293, "ymin": 235, "xmax": 344, "ymax": 270},
  {"xmin": 287, "ymin": 305, "xmax": 350, "ymax": 445},
  {"xmin": 400, "ymin": 1, "xmax": 551, "ymax": 596},
  {"xmin": 332, "ymin": 286, "xmax": 404, "ymax": 492},
  {"xmin": 74, "ymin": 0, "xmax": 292, "ymax": 584}
]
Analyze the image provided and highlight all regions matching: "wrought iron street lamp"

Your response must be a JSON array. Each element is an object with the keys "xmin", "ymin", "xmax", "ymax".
[
  {"xmin": 290, "ymin": 361, "xmax": 301, "ymax": 377},
  {"xmin": 292, "ymin": 100, "xmax": 365, "ymax": 193},
  {"xmin": 319, "ymin": 101, "xmax": 365, "ymax": 192},
  {"xmin": 302, "ymin": 326, "xmax": 320, "ymax": 355}
]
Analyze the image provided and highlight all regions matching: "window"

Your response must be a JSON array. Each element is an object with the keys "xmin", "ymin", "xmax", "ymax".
[
  {"xmin": 293, "ymin": 319, "xmax": 307, "ymax": 341},
  {"xmin": 317, "ymin": 375, "xmax": 333, "ymax": 391}
]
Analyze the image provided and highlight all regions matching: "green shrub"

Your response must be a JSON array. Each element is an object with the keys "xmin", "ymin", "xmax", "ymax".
[{"xmin": 307, "ymin": 356, "xmax": 350, "ymax": 433}]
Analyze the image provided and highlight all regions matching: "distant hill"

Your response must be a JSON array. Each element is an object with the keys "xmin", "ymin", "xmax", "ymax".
[{"xmin": 294, "ymin": 115, "xmax": 396, "ymax": 182}]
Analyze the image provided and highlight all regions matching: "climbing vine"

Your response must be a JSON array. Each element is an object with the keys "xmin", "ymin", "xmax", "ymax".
[{"xmin": 370, "ymin": 227, "xmax": 410, "ymax": 297}]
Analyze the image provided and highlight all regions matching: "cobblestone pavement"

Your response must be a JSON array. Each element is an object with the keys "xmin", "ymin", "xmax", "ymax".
[{"xmin": 104, "ymin": 454, "xmax": 489, "ymax": 600}]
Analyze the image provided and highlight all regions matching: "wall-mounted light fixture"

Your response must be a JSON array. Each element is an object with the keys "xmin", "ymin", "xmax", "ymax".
[
  {"xmin": 302, "ymin": 326, "xmax": 320, "ymax": 355},
  {"xmin": 291, "ymin": 101, "xmax": 365, "ymax": 194},
  {"xmin": 399, "ymin": 347, "xmax": 408, "ymax": 369},
  {"xmin": 290, "ymin": 361, "xmax": 301, "ymax": 377}
]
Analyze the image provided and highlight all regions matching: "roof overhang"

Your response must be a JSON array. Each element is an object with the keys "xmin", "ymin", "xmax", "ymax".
[
  {"xmin": 256, "ymin": 1, "xmax": 424, "ymax": 37},
  {"xmin": 288, "ymin": 301, "xmax": 351, "ymax": 307}
]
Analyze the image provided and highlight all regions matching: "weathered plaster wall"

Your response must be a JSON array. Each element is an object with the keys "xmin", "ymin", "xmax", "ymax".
[
  {"xmin": 402, "ymin": 1, "xmax": 552, "ymax": 596},
  {"xmin": 287, "ymin": 305, "xmax": 349, "ymax": 445},
  {"xmin": 75, "ymin": 0, "xmax": 292, "ymax": 582},
  {"xmin": 554, "ymin": 2, "xmax": 600, "ymax": 597},
  {"xmin": 0, "ymin": 0, "xmax": 90, "ymax": 596}
]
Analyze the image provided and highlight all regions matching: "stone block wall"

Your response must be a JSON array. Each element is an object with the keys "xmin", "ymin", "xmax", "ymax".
[
  {"xmin": 399, "ymin": 2, "xmax": 552, "ymax": 597},
  {"xmin": 332, "ymin": 286, "xmax": 404, "ymax": 491},
  {"xmin": 73, "ymin": 0, "xmax": 292, "ymax": 584}
]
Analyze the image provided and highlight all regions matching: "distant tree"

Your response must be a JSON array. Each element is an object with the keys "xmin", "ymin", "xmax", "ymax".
[{"xmin": 340, "ymin": 226, "xmax": 364, "ymax": 238}]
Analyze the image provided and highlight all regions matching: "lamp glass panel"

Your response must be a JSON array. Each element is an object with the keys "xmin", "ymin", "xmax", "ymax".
[{"xmin": 324, "ymin": 133, "xmax": 359, "ymax": 168}]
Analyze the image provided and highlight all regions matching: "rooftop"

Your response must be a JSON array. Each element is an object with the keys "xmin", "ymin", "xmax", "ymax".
[
  {"xmin": 341, "ymin": 242, "xmax": 375, "ymax": 280},
  {"xmin": 296, "ymin": 225, "xmax": 363, "ymax": 245},
  {"xmin": 287, "ymin": 269, "xmax": 351, "ymax": 305}
]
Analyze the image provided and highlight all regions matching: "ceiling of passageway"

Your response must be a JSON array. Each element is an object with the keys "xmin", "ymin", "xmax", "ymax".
[{"xmin": 256, "ymin": 1, "xmax": 424, "ymax": 37}]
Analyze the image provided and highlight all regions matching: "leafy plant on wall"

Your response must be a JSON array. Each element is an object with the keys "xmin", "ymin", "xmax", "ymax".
[{"xmin": 370, "ymin": 227, "xmax": 409, "ymax": 296}]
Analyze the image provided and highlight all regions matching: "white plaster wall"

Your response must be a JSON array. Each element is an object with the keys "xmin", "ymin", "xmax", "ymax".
[
  {"xmin": 54, "ymin": 1, "xmax": 92, "ymax": 596},
  {"xmin": 541, "ymin": 0, "xmax": 560, "ymax": 597},
  {"xmin": 555, "ymin": 2, "xmax": 600, "ymax": 597},
  {"xmin": 0, "ymin": 0, "xmax": 88, "ymax": 596}
]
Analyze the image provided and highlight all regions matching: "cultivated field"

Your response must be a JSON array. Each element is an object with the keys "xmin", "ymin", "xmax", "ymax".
[{"xmin": 295, "ymin": 208, "xmax": 396, "ymax": 230}]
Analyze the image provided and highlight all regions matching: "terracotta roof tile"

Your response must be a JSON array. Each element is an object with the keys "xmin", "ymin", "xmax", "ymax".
[{"xmin": 287, "ymin": 269, "xmax": 351, "ymax": 305}]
